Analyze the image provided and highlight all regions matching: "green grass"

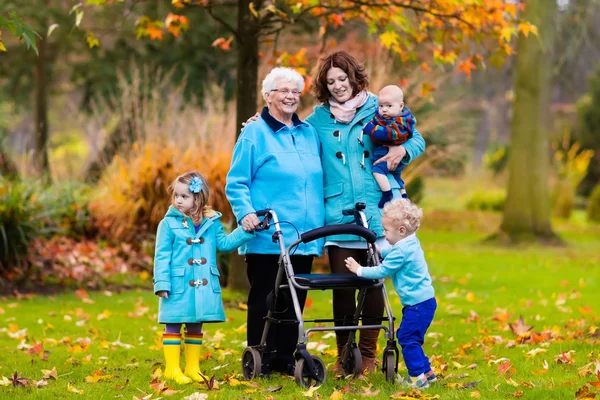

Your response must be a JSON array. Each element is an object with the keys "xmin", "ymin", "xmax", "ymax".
[{"xmin": 1, "ymin": 217, "xmax": 599, "ymax": 399}]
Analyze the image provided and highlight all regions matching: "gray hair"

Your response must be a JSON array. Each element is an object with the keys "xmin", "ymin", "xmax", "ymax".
[{"xmin": 261, "ymin": 67, "xmax": 305, "ymax": 101}]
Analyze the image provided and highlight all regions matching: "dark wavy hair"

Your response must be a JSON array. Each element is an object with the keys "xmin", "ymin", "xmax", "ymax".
[{"xmin": 311, "ymin": 51, "xmax": 369, "ymax": 103}]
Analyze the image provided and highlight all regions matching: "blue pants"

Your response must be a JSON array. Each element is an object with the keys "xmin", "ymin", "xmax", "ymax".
[
  {"xmin": 396, "ymin": 297, "xmax": 437, "ymax": 376},
  {"xmin": 371, "ymin": 146, "xmax": 406, "ymax": 190}
]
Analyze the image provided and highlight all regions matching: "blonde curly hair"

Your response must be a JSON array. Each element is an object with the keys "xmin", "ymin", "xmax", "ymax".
[
  {"xmin": 168, "ymin": 171, "xmax": 213, "ymax": 225},
  {"xmin": 383, "ymin": 198, "xmax": 423, "ymax": 233}
]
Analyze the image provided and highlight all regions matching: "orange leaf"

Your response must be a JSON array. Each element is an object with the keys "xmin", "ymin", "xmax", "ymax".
[
  {"xmin": 420, "ymin": 63, "xmax": 431, "ymax": 72},
  {"xmin": 458, "ymin": 59, "xmax": 476, "ymax": 77}
]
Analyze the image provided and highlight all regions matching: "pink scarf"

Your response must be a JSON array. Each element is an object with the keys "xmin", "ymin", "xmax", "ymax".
[{"xmin": 328, "ymin": 90, "xmax": 369, "ymax": 124}]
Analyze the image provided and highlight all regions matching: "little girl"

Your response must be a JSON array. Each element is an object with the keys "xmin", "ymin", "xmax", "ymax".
[
  {"xmin": 153, "ymin": 171, "xmax": 254, "ymax": 384},
  {"xmin": 345, "ymin": 198, "xmax": 436, "ymax": 389}
]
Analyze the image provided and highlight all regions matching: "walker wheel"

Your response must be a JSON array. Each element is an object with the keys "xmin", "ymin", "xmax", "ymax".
[
  {"xmin": 383, "ymin": 351, "xmax": 396, "ymax": 382},
  {"xmin": 294, "ymin": 355, "xmax": 326, "ymax": 388},
  {"xmin": 241, "ymin": 347, "xmax": 262, "ymax": 380},
  {"xmin": 341, "ymin": 345, "xmax": 362, "ymax": 377}
]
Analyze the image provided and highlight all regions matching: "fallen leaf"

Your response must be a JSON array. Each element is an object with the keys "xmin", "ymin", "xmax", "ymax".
[
  {"xmin": 183, "ymin": 394, "xmax": 209, "ymax": 400},
  {"xmin": 303, "ymin": 385, "xmax": 321, "ymax": 397},
  {"xmin": 67, "ymin": 382, "xmax": 84, "ymax": 394},
  {"xmin": 470, "ymin": 391, "xmax": 481, "ymax": 398},
  {"xmin": 41, "ymin": 366, "xmax": 58, "ymax": 380},
  {"xmin": 509, "ymin": 316, "xmax": 533, "ymax": 337},
  {"xmin": 512, "ymin": 390, "xmax": 524, "ymax": 398}
]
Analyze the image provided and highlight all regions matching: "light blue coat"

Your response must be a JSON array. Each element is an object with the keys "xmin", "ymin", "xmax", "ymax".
[
  {"xmin": 226, "ymin": 107, "xmax": 325, "ymax": 255},
  {"xmin": 153, "ymin": 206, "xmax": 254, "ymax": 323},
  {"xmin": 305, "ymin": 94, "xmax": 426, "ymax": 240},
  {"xmin": 358, "ymin": 234, "xmax": 434, "ymax": 306}
]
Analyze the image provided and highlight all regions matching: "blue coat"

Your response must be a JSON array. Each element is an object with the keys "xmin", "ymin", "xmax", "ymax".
[
  {"xmin": 305, "ymin": 94, "xmax": 425, "ymax": 240},
  {"xmin": 226, "ymin": 107, "xmax": 325, "ymax": 255},
  {"xmin": 153, "ymin": 206, "xmax": 254, "ymax": 323}
]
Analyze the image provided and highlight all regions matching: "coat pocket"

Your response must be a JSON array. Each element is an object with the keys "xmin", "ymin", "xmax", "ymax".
[
  {"xmin": 209, "ymin": 266, "xmax": 222, "ymax": 294},
  {"xmin": 171, "ymin": 268, "xmax": 186, "ymax": 294},
  {"xmin": 323, "ymin": 181, "xmax": 344, "ymax": 225}
]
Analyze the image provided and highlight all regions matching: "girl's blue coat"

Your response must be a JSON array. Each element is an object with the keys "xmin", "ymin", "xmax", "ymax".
[
  {"xmin": 153, "ymin": 206, "xmax": 254, "ymax": 323},
  {"xmin": 305, "ymin": 94, "xmax": 426, "ymax": 240}
]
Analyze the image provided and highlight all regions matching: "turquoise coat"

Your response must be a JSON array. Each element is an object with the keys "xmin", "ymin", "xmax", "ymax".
[
  {"xmin": 305, "ymin": 94, "xmax": 426, "ymax": 240},
  {"xmin": 153, "ymin": 206, "xmax": 254, "ymax": 323},
  {"xmin": 226, "ymin": 107, "xmax": 325, "ymax": 255}
]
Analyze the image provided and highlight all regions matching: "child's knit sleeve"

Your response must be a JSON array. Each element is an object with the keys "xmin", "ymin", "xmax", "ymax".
[
  {"xmin": 153, "ymin": 220, "xmax": 173, "ymax": 294},
  {"xmin": 358, "ymin": 247, "xmax": 406, "ymax": 280},
  {"xmin": 214, "ymin": 220, "xmax": 255, "ymax": 252},
  {"xmin": 363, "ymin": 118, "xmax": 395, "ymax": 143}
]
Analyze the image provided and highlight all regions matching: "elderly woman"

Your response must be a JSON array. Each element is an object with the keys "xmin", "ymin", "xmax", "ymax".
[
  {"xmin": 226, "ymin": 67, "xmax": 325, "ymax": 376},
  {"xmin": 305, "ymin": 51, "xmax": 426, "ymax": 374}
]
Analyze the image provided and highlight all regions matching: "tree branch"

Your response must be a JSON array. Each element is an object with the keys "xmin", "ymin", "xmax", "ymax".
[{"xmin": 206, "ymin": 6, "xmax": 241, "ymax": 42}]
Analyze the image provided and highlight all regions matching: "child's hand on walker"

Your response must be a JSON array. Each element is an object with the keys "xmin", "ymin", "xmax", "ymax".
[
  {"xmin": 345, "ymin": 257, "xmax": 361, "ymax": 274},
  {"xmin": 157, "ymin": 291, "xmax": 169, "ymax": 299}
]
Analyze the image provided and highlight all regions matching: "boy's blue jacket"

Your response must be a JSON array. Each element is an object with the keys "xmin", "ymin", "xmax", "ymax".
[
  {"xmin": 153, "ymin": 206, "xmax": 254, "ymax": 323},
  {"xmin": 358, "ymin": 234, "xmax": 434, "ymax": 306},
  {"xmin": 305, "ymin": 94, "xmax": 425, "ymax": 241},
  {"xmin": 226, "ymin": 107, "xmax": 325, "ymax": 255}
]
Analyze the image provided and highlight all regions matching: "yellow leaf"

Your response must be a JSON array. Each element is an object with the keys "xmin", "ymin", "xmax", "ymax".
[
  {"xmin": 500, "ymin": 26, "xmax": 514, "ymax": 42},
  {"xmin": 470, "ymin": 391, "xmax": 481, "ymax": 398},
  {"xmin": 517, "ymin": 22, "xmax": 538, "ymax": 38},
  {"xmin": 330, "ymin": 390, "xmax": 344, "ymax": 400},
  {"xmin": 0, "ymin": 41, "xmax": 6, "ymax": 52},
  {"xmin": 466, "ymin": 291, "xmax": 476, "ymax": 303},
  {"xmin": 41, "ymin": 366, "xmax": 58, "ymax": 380},
  {"xmin": 67, "ymin": 383, "xmax": 84, "ymax": 394},
  {"xmin": 248, "ymin": 2, "xmax": 259, "ymax": 18},
  {"xmin": 303, "ymin": 385, "xmax": 321, "ymax": 397},
  {"xmin": 380, "ymin": 31, "xmax": 399, "ymax": 49},
  {"xmin": 0, "ymin": 376, "xmax": 11, "ymax": 386}
]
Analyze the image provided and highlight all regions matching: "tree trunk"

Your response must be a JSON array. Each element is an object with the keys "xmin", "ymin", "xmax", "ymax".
[
  {"xmin": 0, "ymin": 142, "xmax": 18, "ymax": 177},
  {"xmin": 499, "ymin": 0, "xmax": 558, "ymax": 242},
  {"xmin": 33, "ymin": 36, "xmax": 50, "ymax": 179},
  {"xmin": 227, "ymin": 0, "xmax": 262, "ymax": 292}
]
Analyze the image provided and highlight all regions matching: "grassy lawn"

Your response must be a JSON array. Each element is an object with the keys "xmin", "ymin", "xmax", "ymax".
[{"xmin": 1, "ymin": 214, "xmax": 599, "ymax": 400}]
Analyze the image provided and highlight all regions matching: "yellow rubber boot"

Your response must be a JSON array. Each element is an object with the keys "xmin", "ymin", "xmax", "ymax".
[
  {"xmin": 162, "ymin": 333, "xmax": 192, "ymax": 384},
  {"xmin": 183, "ymin": 333, "xmax": 204, "ymax": 382}
]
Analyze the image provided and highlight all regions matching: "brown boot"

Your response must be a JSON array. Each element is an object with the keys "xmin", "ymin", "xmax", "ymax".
[
  {"xmin": 331, "ymin": 359, "xmax": 344, "ymax": 375},
  {"xmin": 358, "ymin": 328, "xmax": 380, "ymax": 367},
  {"xmin": 361, "ymin": 356, "xmax": 377, "ymax": 374}
]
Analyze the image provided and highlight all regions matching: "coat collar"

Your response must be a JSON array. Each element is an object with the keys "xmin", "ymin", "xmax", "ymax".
[
  {"xmin": 261, "ymin": 106, "xmax": 305, "ymax": 133},
  {"xmin": 165, "ymin": 205, "xmax": 222, "ymax": 236}
]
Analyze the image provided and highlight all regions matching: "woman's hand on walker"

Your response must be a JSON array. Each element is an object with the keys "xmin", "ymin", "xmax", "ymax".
[
  {"xmin": 241, "ymin": 112, "xmax": 260, "ymax": 128},
  {"xmin": 345, "ymin": 257, "xmax": 361, "ymax": 274},
  {"xmin": 241, "ymin": 213, "xmax": 260, "ymax": 231},
  {"xmin": 373, "ymin": 145, "xmax": 406, "ymax": 171},
  {"xmin": 157, "ymin": 291, "xmax": 169, "ymax": 299}
]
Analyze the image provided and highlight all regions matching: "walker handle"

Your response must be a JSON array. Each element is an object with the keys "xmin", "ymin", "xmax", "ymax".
[{"xmin": 300, "ymin": 224, "xmax": 377, "ymax": 244}]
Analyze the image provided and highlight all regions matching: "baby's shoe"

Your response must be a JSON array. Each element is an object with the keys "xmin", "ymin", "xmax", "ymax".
[
  {"xmin": 378, "ymin": 190, "xmax": 393, "ymax": 208},
  {"xmin": 403, "ymin": 373, "xmax": 430, "ymax": 389},
  {"xmin": 425, "ymin": 369, "xmax": 437, "ymax": 383}
]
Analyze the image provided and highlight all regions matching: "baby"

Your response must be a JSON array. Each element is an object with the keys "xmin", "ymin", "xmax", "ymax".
[{"xmin": 363, "ymin": 85, "xmax": 417, "ymax": 207}]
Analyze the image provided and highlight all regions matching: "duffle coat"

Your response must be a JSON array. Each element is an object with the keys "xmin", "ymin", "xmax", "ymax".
[
  {"xmin": 305, "ymin": 94, "xmax": 426, "ymax": 241},
  {"xmin": 153, "ymin": 206, "xmax": 254, "ymax": 323}
]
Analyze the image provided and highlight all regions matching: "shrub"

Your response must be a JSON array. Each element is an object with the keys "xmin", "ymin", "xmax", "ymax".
[
  {"xmin": 465, "ymin": 189, "xmax": 506, "ymax": 212},
  {"xmin": 0, "ymin": 178, "xmax": 49, "ymax": 279},
  {"xmin": 587, "ymin": 184, "xmax": 600, "ymax": 223},
  {"xmin": 483, "ymin": 144, "xmax": 510, "ymax": 176},
  {"xmin": 89, "ymin": 140, "xmax": 233, "ymax": 242},
  {"xmin": 40, "ymin": 182, "xmax": 94, "ymax": 238},
  {"xmin": 86, "ymin": 69, "xmax": 236, "ymax": 243}
]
